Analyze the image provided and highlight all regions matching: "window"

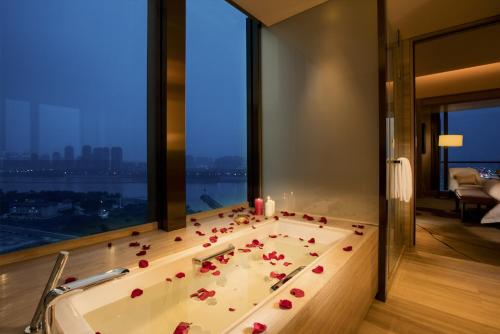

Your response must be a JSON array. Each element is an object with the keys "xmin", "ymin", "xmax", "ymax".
[
  {"xmin": 185, "ymin": 0, "xmax": 248, "ymax": 214},
  {"xmin": 0, "ymin": 1, "xmax": 148, "ymax": 254},
  {"xmin": 440, "ymin": 104, "xmax": 500, "ymax": 190}
]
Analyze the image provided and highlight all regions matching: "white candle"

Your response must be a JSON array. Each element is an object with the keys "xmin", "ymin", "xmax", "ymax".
[{"xmin": 265, "ymin": 196, "xmax": 275, "ymax": 217}]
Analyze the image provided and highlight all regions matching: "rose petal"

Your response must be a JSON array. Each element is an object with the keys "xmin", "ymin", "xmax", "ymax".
[
  {"xmin": 136, "ymin": 250, "xmax": 147, "ymax": 256},
  {"xmin": 142, "ymin": 245, "xmax": 151, "ymax": 250},
  {"xmin": 283, "ymin": 262, "xmax": 292, "ymax": 267},
  {"xmin": 309, "ymin": 252, "xmax": 319, "ymax": 257},
  {"xmin": 211, "ymin": 227, "xmax": 218, "ymax": 233},
  {"xmin": 252, "ymin": 322, "xmax": 267, "ymax": 334},
  {"xmin": 203, "ymin": 243, "xmax": 212, "ymax": 248},
  {"xmin": 107, "ymin": 242, "xmax": 113, "ymax": 248},
  {"xmin": 130, "ymin": 288, "xmax": 143, "ymax": 298},
  {"xmin": 64, "ymin": 277, "xmax": 77, "ymax": 284},
  {"xmin": 218, "ymin": 213, "xmax": 224, "ymax": 218},
  {"xmin": 228, "ymin": 307, "xmax": 235, "ymax": 312},
  {"xmin": 279, "ymin": 299, "xmax": 293, "ymax": 309},
  {"xmin": 174, "ymin": 236, "xmax": 182, "ymax": 242},
  {"xmin": 268, "ymin": 234, "xmax": 278, "ymax": 238},
  {"xmin": 274, "ymin": 216, "xmax": 279, "ymax": 220},
  {"xmin": 357, "ymin": 224, "xmax": 365, "ymax": 229},
  {"xmin": 355, "ymin": 230, "xmax": 364, "ymax": 236},
  {"xmin": 212, "ymin": 270, "xmax": 221, "ymax": 276},
  {"xmin": 138, "ymin": 259, "xmax": 149, "ymax": 268},
  {"xmin": 129, "ymin": 242, "xmax": 140, "ymax": 247},
  {"xmin": 290, "ymin": 288, "xmax": 305, "ymax": 298},
  {"xmin": 173, "ymin": 322, "xmax": 191, "ymax": 334},
  {"xmin": 196, "ymin": 231, "xmax": 206, "ymax": 236},
  {"xmin": 319, "ymin": 225, "xmax": 324, "ymax": 229},
  {"xmin": 270, "ymin": 271, "xmax": 286, "ymax": 280},
  {"xmin": 166, "ymin": 278, "xmax": 172, "ymax": 282},
  {"xmin": 308, "ymin": 238, "xmax": 315, "ymax": 244},
  {"xmin": 343, "ymin": 245, "xmax": 353, "ymax": 252},
  {"xmin": 319, "ymin": 217, "xmax": 327, "ymax": 224},
  {"xmin": 209, "ymin": 236, "xmax": 218, "ymax": 243},
  {"xmin": 131, "ymin": 231, "xmax": 140, "ymax": 236},
  {"xmin": 194, "ymin": 222, "xmax": 201, "ymax": 227},
  {"xmin": 190, "ymin": 218, "xmax": 197, "ymax": 222},
  {"xmin": 238, "ymin": 248, "xmax": 251, "ymax": 253},
  {"xmin": 312, "ymin": 265, "xmax": 324, "ymax": 274},
  {"xmin": 175, "ymin": 272, "xmax": 186, "ymax": 279}
]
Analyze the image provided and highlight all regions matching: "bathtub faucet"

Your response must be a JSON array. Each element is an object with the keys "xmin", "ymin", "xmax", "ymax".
[{"xmin": 25, "ymin": 251, "xmax": 129, "ymax": 334}]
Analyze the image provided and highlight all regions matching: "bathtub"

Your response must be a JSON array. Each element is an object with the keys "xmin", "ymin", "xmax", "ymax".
[{"xmin": 54, "ymin": 219, "xmax": 354, "ymax": 334}]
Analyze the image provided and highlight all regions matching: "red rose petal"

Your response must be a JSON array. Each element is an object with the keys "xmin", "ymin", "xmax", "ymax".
[
  {"xmin": 308, "ymin": 238, "xmax": 315, "ymax": 244},
  {"xmin": 290, "ymin": 288, "xmax": 305, "ymax": 298},
  {"xmin": 211, "ymin": 227, "xmax": 218, "ymax": 233},
  {"xmin": 357, "ymin": 224, "xmax": 365, "ymax": 229},
  {"xmin": 175, "ymin": 272, "xmax": 186, "ymax": 279},
  {"xmin": 129, "ymin": 242, "xmax": 140, "ymax": 247},
  {"xmin": 174, "ymin": 236, "xmax": 182, "ymax": 242},
  {"xmin": 209, "ymin": 236, "xmax": 218, "ymax": 243},
  {"xmin": 283, "ymin": 262, "xmax": 292, "ymax": 266},
  {"xmin": 220, "ymin": 227, "xmax": 228, "ymax": 233},
  {"xmin": 238, "ymin": 248, "xmax": 251, "ymax": 253},
  {"xmin": 309, "ymin": 252, "xmax": 319, "ymax": 257},
  {"xmin": 136, "ymin": 250, "xmax": 147, "ymax": 256},
  {"xmin": 64, "ymin": 277, "xmax": 77, "ymax": 284},
  {"xmin": 203, "ymin": 243, "xmax": 211, "ymax": 248},
  {"xmin": 319, "ymin": 225, "xmax": 324, "ymax": 229},
  {"xmin": 312, "ymin": 265, "xmax": 324, "ymax": 274},
  {"xmin": 343, "ymin": 245, "xmax": 353, "ymax": 252},
  {"xmin": 268, "ymin": 234, "xmax": 278, "ymax": 238},
  {"xmin": 319, "ymin": 217, "xmax": 327, "ymax": 224},
  {"xmin": 355, "ymin": 230, "xmax": 364, "ymax": 236},
  {"xmin": 166, "ymin": 278, "xmax": 172, "ymax": 282},
  {"xmin": 190, "ymin": 218, "xmax": 197, "ymax": 222},
  {"xmin": 270, "ymin": 271, "xmax": 286, "ymax": 280},
  {"xmin": 194, "ymin": 222, "xmax": 201, "ymax": 227},
  {"xmin": 130, "ymin": 288, "xmax": 143, "ymax": 298},
  {"xmin": 274, "ymin": 216, "xmax": 279, "ymax": 221},
  {"xmin": 173, "ymin": 322, "xmax": 191, "ymax": 334},
  {"xmin": 279, "ymin": 299, "xmax": 293, "ymax": 309},
  {"xmin": 107, "ymin": 242, "xmax": 113, "ymax": 248},
  {"xmin": 218, "ymin": 213, "xmax": 224, "ymax": 218},
  {"xmin": 142, "ymin": 244, "xmax": 151, "ymax": 250},
  {"xmin": 138, "ymin": 259, "xmax": 149, "ymax": 268},
  {"xmin": 212, "ymin": 270, "xmax": 221, "ymax": 276},
  {"xmin": 299, "ymin": 238, "xmax": 304, "ymax": 241},
  {"xmin": 195, "ymin": 231, "xmax": 206, "ymax": 236},
  {"xmin": 131, "ymin": 231, "xmax": 140, "ymax": 236},
  {"xmin": 228, "ymin": 307, "xmax": 235, "ymax": 312},
  {"xmin": 252, "ymin": 322, "xmax": 267, "ymax": 334}
]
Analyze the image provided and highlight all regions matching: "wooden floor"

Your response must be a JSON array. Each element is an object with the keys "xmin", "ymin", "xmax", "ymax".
[{"xmin": 358, "ymin": 198, "xmax": 500, "ymax": 334}]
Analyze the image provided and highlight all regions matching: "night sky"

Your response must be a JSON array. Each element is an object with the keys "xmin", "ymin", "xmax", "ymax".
[{"xmin": 0, "ymin": 0, "xmax": 247, "ymax": 163}]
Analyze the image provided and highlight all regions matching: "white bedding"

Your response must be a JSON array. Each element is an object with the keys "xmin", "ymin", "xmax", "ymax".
[{"xmin": 481, "ymin": 180, "xmax": 500, "ymax": 224}]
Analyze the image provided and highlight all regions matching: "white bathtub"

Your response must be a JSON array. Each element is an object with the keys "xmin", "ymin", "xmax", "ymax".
[{"xmin": 55, "ymin": 219, "xmax": 351, "ymax": 334}]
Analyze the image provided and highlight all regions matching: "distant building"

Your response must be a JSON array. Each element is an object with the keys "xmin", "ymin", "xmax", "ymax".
[
  {"xmin": 64, "ymin": 145, "xmax": 74, "ymax": 170},
  {"xmin": 110, "ymin": 147, "xmax": 123, "ymax": 172},
  {"xmin": 81, "ymin": 145, "xmax": 92, "ymax": 170},
  {"xmin": 52, "ymin": 151, "xmax": 62, "ymax": 170}
]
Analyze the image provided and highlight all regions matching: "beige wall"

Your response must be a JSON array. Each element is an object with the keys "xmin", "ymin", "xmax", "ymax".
[{"xmin": 261, "ymin": 0, "xmax": 379, "ymax": 223}]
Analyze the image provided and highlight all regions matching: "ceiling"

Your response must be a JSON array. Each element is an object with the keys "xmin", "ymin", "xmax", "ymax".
[
  {"xmin": 387, "ymin": 0, "xmax": 500, "ymax": 39},
  {"xmin": 229, "ymin": 0, "xmax": 328, "ymax": 26},
  {"xmin": 415, "ymin": 23, "xmax": 500, "ymax": 76}
]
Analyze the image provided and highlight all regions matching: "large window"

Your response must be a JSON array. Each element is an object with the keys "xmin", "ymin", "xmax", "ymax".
[
  {"xmin": 185, "ymin": 0, "xmax": 248, "ymax": 214},
  {"xmin": 0, "ymin": 1, "xmax": 148, "ymax": 254},
  {"xmin": 440, "ymin": 105, "xmax": 500, "ymax": 190}
]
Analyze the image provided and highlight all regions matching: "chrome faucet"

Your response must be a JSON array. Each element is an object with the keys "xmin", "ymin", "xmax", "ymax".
[{"xmin": 25, "ymin": 251, "xmax": 129, "ymax": 334}]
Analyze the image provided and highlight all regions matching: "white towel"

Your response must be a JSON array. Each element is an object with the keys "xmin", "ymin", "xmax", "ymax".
[{"xmin": 395, "ymin": 157, "xmax": 412, "ymax": 202}]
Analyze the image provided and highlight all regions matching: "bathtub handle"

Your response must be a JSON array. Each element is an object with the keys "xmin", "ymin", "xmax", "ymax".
[
  {"xmin": 270, "ymin": 266, "xmax": 306, "ymax": 291},
  {"xmin": 193, "ymin": 244, "xmax": 235, "ymax": 265}
]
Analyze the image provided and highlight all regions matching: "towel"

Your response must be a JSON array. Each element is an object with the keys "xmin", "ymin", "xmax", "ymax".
[{"xmin": 395, "ymin": 157, "xmax": 412, "ymax": 202}]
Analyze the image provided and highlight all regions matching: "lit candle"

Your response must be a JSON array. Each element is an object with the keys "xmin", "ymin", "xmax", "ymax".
[{"xmin": 254, "ymin": 198, "xmax": 264, "ymax": 215}]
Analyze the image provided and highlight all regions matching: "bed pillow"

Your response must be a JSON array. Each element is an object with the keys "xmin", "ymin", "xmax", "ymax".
[
  {"xmin": 454, "ymin": 173, "xmax": 478, "ymax": 185},
  {"xmin": 481, "ymin": 204, "xmax": 500, "ymax": 224}
]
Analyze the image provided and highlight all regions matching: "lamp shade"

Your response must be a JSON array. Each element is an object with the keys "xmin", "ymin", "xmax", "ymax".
[{"xmin": 438, "ymin": 134, "xmax": 463, "ymax": 147}]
